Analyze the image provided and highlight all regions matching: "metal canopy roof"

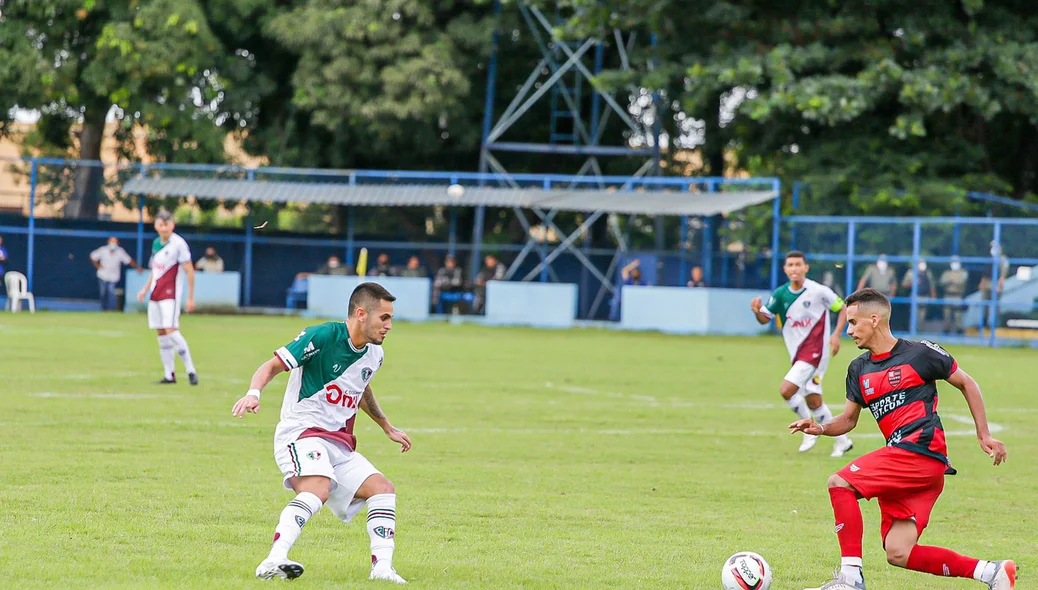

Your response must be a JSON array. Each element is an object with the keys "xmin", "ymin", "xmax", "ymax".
[{"xmin": 122, "ymin": 177, "xmax": 777, "ymax": 217}]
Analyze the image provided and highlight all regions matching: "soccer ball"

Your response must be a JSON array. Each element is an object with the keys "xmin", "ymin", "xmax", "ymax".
[
  {"xmin": 721, "ymin": 552, "xmax": 772, "ymax": 590},
  {"xmin": 447, "ymin": 184, "xmax": 465, "ymax": 200}
]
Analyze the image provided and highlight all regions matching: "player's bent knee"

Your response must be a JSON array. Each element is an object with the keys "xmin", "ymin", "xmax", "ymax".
[
  {"xmin": 371, "ymin": 476, "xmax": 395, "ymax": 495},
  {"xmin": 826, "ymin": 474, "xmax": 851, "ymax": 489},
  {"xmin": 779, "ymin": 380, "xmax": 800, "ymax": 399},
  {"xmin": 357, "ymin": 474, "xmax": 395, "ymax": 498},
  {"xmin": 885, "ymin": 545, "xmax": 912, "ymax": 567}
]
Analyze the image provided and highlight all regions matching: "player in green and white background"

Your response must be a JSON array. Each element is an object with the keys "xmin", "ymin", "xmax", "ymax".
[
  {"xmin": 231, "ymin": 282, "xmax": 412, "ymax": 584},
  {"xmin": 751, "ymin": 251, "xmax": 855, "ymax": 458}
]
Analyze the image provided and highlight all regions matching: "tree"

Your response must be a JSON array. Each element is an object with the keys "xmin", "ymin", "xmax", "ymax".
[
  {"xmin": 0, "ymin": 0, "xmax": 242, "ymax": 218},
  {"xmin": 564, "ymin": 0, "xmax": 1038, "ymax": 231}
]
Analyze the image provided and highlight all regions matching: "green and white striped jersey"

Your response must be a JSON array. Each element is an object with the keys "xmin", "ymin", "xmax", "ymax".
[
  {"xmin": 272, "ymin": 322, "xmax": 384, "ymax": 452},
  {"xmin": 758, "ymin": 279, "xmax": 843, "ymax": 365}
]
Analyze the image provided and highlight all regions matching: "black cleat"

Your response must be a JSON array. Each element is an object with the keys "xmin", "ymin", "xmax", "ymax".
[
  {"xmin": 156, "ymin": 377, "xmax": 176, "ymax": 384},
  {"xmin": 279, "ymin": 564, "xmax": 304, "ymax": 580},
  {"xmin": 188, "ymin": 373, "xmax": 199, "ymax": 386}
]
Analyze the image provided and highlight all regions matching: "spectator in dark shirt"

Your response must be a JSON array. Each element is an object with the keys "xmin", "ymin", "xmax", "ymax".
[
  {"xmin": 296, "ymin": 255, "xmax": 353, "ymax": 280},
  {"xmin": 368, "ymin": 252, "xmax": 396, "ymax": 277},
  {"xmin": 432, "ymin": 254, "xmax": 464, "ymax": 307},
  {"xmin": 473, "ymin": 254, "xmax": 506, "ymax": 313},
  {"xmin": 687, "ymin": 265, "xmax": 707, "ymax": 288},
  {"xmin": 399, "ymin": 256, "xmax": 427, "ymax": 278}
]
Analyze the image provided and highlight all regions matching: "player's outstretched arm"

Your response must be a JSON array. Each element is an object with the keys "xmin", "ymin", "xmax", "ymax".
[
  {"xmin": 789, "ymin": 399, "xmax": 862, "ymax": 437},
  {"xmin": 231, "ymin": 357, "xmax": 287, "ymax": 418},
  {"xmin": 750, "ymin": 296, "xmax": 773, "ymax": 325},
  {"xmin": 947, "ymin": 368, "xmax": 1007, "ymax": 465},
  {"xmin": 360, "ymin": 385, "xmax": 412, "ymax": 453}
]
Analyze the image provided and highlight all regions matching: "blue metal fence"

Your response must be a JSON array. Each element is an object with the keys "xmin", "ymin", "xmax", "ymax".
[
  {"xmin": 784, "ymin": 216, "xmax": 1038, "ymax": 347},
  {"xmin": 1, "ymin": 157, "xmax": 780, "ymax": 318}
]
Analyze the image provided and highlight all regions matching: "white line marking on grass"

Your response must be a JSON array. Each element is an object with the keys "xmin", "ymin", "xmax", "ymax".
[
  {"xmin": 0, "ymin": 325, "xmax": 127, "ymax": 337},
  {"xmin": 26, "ymin": 392, "xmax": 183, "ymax": 400},
  {"xmin": 17, "ymin": 372, "xmax": 150, "ymax": 381}
]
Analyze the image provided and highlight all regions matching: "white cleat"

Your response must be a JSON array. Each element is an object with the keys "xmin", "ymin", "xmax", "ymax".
[
  {"xmin": 370, "ymin": 560, "xmax": 407, "ymax": 584},
  {"xmin": 799, "ymin": 433, "xmax": 819, "ymax": 453},
  {"xmin": 804, "ymin": 571, "xmax": 866, "ymax": 589},
  {"xmin": 256, "ymin": 558, "xmax": 305, "ymax": 580},
  {"xmin": 988, "ymin": 560, "xmax": 1017, "ymax": 590},
  {"xmin": 831, "ymin": 438, "xmax": 854, "ymax": 458}
]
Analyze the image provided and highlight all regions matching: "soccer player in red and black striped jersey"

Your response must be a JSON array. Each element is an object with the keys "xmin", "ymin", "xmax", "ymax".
[{"xmin": 790, "ymin": 288, "xmax": 1015, "ymax": 590}]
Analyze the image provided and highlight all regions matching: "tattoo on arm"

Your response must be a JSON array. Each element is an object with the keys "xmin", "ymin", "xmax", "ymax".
[{"xmin": 361, "ymin": 385, "xmax": 386, "ymax": 420}]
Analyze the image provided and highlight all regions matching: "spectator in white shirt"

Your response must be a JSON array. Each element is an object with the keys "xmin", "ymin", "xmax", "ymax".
[
  {"xmin": 195, "ymin": 246, "xmax": 225, "ymax": 273},
  {"xmin": 90, "ymin": 237, "xmax": 142, "ymax": 311}
]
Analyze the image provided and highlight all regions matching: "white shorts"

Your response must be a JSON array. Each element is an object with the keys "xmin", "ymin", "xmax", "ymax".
[
  {"xmin": 275, "ymin": 437, "xmax": 381, "ymax": 523},
  {"xmin": 147, "ymin": 299, "xmax": 181, "ymax": 330},
  {"xmin": 784, "ymin": 360, "xmax": 825, "ymax": 395}
]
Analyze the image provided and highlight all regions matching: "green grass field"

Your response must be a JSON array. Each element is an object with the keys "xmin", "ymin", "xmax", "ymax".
[{"xmin": 0, "ymin": 312, "xmax": 1033, "ymax": 589}]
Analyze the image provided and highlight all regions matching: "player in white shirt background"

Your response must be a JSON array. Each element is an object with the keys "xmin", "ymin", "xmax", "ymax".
[
  {"xmin": 136, "ymin": 210, "xmax": 199, "ymax": 385},
  {"xmin": 231, "ymin": 282, "xmax": 412, "ymax": 584},
  {"xmin": 751, "ymin": 250, "xmax": 854, "ymax": 457}
]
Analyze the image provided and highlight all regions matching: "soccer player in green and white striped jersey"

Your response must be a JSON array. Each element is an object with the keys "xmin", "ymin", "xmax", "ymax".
[
  {"xmin": 232, "ymin": 282, "xmax": 412, "ymax": 584},
  {"xmin": 751, "ymin": 250, "xmax": 854, "ymax": 457}
]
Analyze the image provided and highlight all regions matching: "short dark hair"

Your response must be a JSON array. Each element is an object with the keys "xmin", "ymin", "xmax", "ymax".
[
  {"xmin": 155, "ymin": 209, "xmax": 174, "ymax": 223},
  {"xmin": 845, "ymin": 287, "xmax": 890, "ymax": 311},
  {"xmin": 785, "ymin": 250, "xmax": 806, "ymax": 263},
  {"xmin": 348, "ymin": 282, "xmax": 396, "ymax": 317}
]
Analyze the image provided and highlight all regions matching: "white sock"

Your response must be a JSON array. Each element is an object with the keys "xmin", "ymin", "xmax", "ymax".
[
  {"xmin": 840, "ymin": 557, "xmax": 864, "ymax": 583},
  {"xmin": 168, "ymin": 331, "xmax": 196, "ymax": 374},
  {"xmin": 786, "ymin": 393, "xmax": 812, "ymax": 421},
  {"xmin": 268, "ymin": 491, "xmax": 323, "ymax": 561},
  {"xmin": 974, "ymin": 560, "xmax": 997, "ymax": 583},
  {"xmin": 366, "ymin": 493, "xmax": 397, "ymax": 566},
  {"xmin": 811, "ymin": 404, "xmax": 851, "ymax": 444},
  {"xmin": 157, "ymin": 335, "xmax": 176, "ymax": 380}
]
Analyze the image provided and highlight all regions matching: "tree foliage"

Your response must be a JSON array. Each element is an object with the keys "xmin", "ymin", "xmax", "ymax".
[
  {"xmin": 564, "ymin": 0, "xmax": 1038, "ymax": 220},
  {"xmin": 7, "ymin": 0, "xmax": 1038, "ymax": 232}
]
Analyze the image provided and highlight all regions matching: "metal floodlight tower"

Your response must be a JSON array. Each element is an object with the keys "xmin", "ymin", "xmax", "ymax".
[{"xmin": 479, "ymin": 0, "xmax": 662, "ymax": 181}]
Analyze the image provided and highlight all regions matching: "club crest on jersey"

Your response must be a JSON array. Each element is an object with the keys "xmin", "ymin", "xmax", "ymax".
[
  {"xmin": 887, "ymin": 368, "xmax": 903, "ymax": 388},
  {"xmin": 361, "ymin": 368, "xmax": 373, "ymax": 382},
  {"xmin": 803, "ymin": 301, "xmax": 811, "ymax": 308},
  {"xmin": 307, "ymin": 451, "xmax": 321, "ymax": 461}
]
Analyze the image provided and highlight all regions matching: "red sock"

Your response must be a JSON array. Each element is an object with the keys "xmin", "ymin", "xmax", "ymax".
[
  {"xmin": 828, "ymin": 487, "xmax": 863, "ymax": 560},
  {"xmin": 907, "ymin": 545, "xmax": 979, "ymax": 578}
]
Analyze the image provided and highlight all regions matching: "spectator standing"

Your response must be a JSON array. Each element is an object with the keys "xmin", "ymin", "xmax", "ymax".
[
  {"xmin": 901, "ymin": 259, "xmax": 937, "ymax": 324},
  {"xmin": 939, "ymin": 256, "xmax": 968, "ymax": 334},
  {"xmin": 89, "ymin": 237, "xmax": 142, "ymax": 311},
  {"xmin": 857, "ymin": 254, "xmax": 898, "ymax": 298},
  {"xmin": 0, "ymin": 235, "xmax": 7, "ymax": 278}
]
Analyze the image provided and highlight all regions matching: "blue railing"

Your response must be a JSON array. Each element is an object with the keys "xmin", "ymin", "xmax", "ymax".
[{"xmin": 1, "ymin": 157, "xmax": 781, "ymax": 318}]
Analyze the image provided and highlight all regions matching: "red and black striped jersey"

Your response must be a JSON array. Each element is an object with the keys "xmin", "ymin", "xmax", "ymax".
[{"xmin": 846, "ymin": 339, "xmax": 959, "ymax": 474}]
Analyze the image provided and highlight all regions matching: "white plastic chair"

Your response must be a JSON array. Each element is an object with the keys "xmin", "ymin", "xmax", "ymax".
[{"xmin": 5, "ymin": 271, "xmax": 35, "ymax": 313}]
